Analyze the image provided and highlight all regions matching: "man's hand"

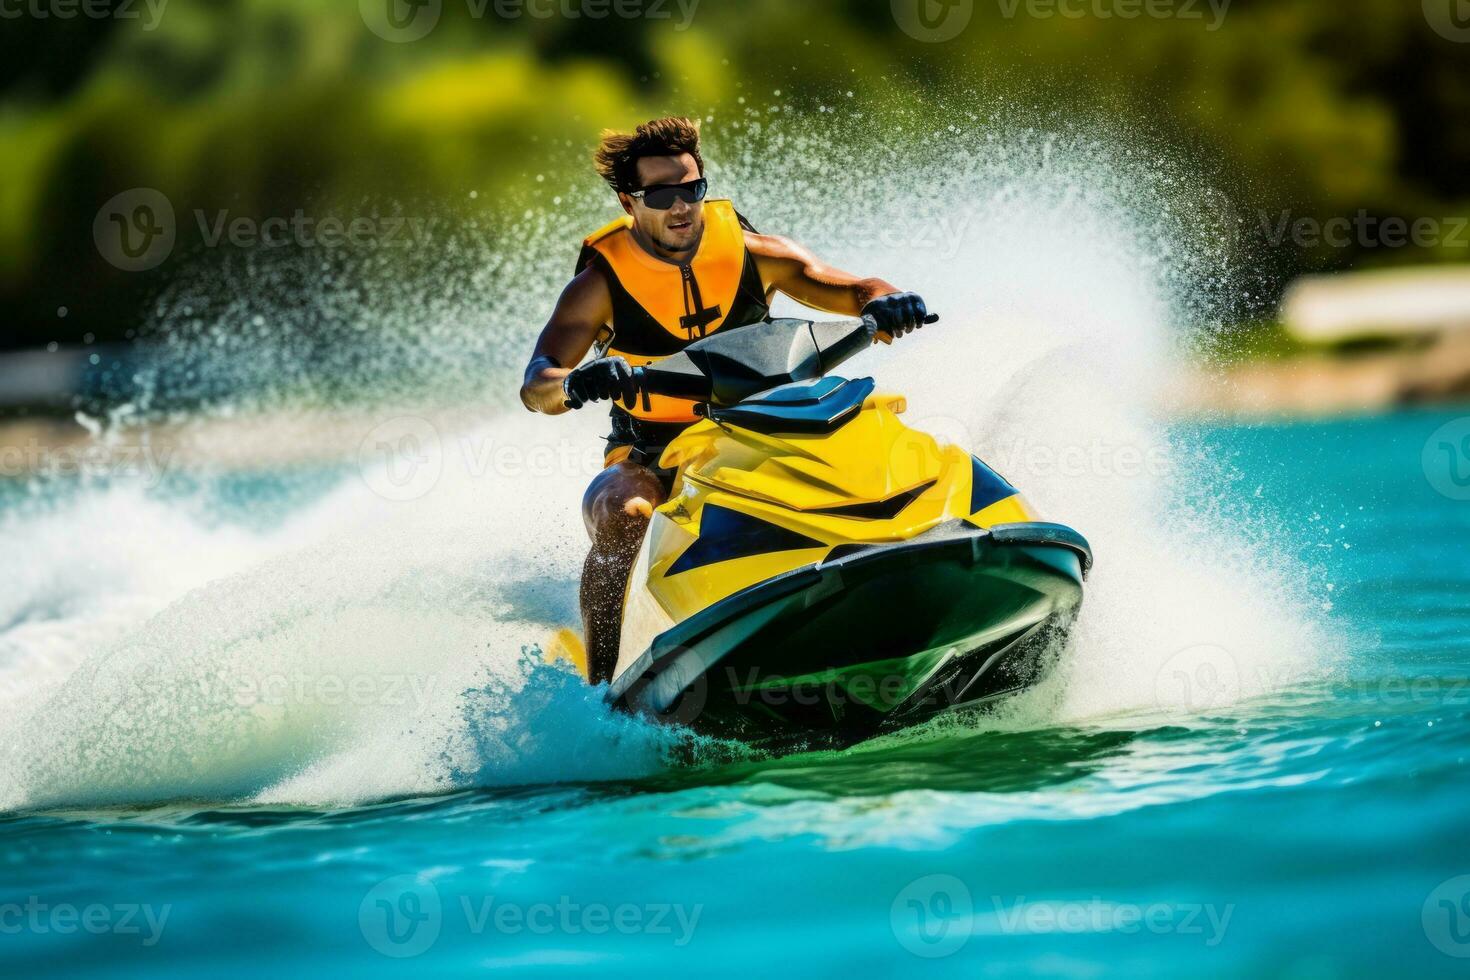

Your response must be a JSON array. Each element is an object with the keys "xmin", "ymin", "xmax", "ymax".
[
  {"xmin": 563, "ymin": 356, "xmax": 638, "ymax": 410},
  {"xmin": 863, "ymin": 292, "xmax": 933, "ymax": 344}
]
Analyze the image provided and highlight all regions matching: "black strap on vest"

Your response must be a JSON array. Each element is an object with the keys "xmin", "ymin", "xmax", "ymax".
[{"xmin": 679, "ymin": 264, "xmax": 721, "ymax": 338}]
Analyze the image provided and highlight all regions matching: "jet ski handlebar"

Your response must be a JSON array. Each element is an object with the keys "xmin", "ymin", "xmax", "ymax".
[{"xmin": 626, "ymin": 313, "xmax": 936, "ymax": 411}]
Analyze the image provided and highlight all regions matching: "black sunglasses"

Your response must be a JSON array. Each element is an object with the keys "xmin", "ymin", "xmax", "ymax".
[{"xmin": 627, "ymin": 178, "xmax": 708, "ymax": 211}]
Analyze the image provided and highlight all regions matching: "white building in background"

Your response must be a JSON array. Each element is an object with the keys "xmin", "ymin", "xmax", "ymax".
[{"xmin": 1282, "ymin": 266, "xmax": 1470, "ymax": 344}]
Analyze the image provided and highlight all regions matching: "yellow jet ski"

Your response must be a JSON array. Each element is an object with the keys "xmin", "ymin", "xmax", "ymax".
[{"xmin": 594, "ymin": 316, "xmax": 1091, "ymax": 746}]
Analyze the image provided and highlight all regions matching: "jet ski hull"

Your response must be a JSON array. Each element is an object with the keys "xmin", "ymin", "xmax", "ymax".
[{"xmin": 608, "ymin": 521, "xmax": 1088, "ymax": 746}]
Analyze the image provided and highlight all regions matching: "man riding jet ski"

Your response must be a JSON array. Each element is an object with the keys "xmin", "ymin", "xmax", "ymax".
[
  {"xmin": 521, "ymin": 116, "xmax": 934, "ymax": 685},
  {"xmin": 522, "ymin": 117, "xmax": 1090, "ymax": 743}
]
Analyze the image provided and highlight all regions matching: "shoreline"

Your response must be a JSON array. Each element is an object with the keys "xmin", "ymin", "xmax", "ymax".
[
  {"xmin": 4, "ymin": 339, "xmax": 1470, "ymax": 479},
  {"xmin": 1165, "ymin": 330, "xmax": 1470, "ymax": 420}
]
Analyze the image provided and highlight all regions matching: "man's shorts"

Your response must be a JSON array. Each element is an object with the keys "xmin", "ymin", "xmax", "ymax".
[{"xmin": 603, "ymin": 412, "xmax": 689, "ymax": 496}]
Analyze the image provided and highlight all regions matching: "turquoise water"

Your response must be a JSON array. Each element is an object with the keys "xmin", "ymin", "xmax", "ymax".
[{"xmin": 3, "ymin": 408, "xmax": 1469, "ymax": 977}]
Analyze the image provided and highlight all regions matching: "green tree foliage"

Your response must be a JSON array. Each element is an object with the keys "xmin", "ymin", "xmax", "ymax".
[{"xmin": 1, "ymin": 0, "xmax": 1466, "ymax": 349}]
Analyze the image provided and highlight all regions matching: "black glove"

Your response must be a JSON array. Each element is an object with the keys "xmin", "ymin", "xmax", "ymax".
[
  {"xmin": 863, "ymin": 292, "xmax": 934, "ymax": 342},
  {"xmin": 563, "ymin": 356, "xmax": 637, "ymax": 409}
]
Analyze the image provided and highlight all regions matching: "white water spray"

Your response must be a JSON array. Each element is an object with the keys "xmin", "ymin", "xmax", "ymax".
[{"xmin": 0, "ymin": 106, "xmax": 1328, "ymax": 812}]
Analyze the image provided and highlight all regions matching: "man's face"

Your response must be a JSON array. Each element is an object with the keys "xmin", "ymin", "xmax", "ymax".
[{"xmin": 622, "ymin": 152, "xmax": 704, "ymax": 254}]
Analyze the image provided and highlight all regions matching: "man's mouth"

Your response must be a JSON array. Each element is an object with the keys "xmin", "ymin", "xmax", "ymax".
[{"xmin": 668, "ymin": 220, "xmax": 693, "ymax": 232}]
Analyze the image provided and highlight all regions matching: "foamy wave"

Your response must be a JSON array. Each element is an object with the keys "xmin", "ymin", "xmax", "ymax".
[{"xmin": 0, "ymin": 418, "xmax": 690, "ymax": 813}]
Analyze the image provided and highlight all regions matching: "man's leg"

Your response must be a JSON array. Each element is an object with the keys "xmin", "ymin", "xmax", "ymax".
[{"xmin": 580, "ymin": 460, "xmax": 668, "ymax": 684}]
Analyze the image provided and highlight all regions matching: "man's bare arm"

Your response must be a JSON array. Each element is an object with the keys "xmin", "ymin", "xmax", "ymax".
[
  {"xmin": 747, "ymin": 232, "xmax": 898, "ymax": 315},
  {"xmin": 520, "ymin": 267, "xmax": 615, "ymax": 415}
]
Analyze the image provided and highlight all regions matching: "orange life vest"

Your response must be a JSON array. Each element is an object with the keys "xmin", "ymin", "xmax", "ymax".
[{"xmin": 576, "ymin": 199, "xmax": 770, "ymax": 423}]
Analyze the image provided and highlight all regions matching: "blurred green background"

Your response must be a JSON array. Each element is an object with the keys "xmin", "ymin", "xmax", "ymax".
[{"xmin": 1, "ymin": 0, "xmax": 1467, "ymax": 355}]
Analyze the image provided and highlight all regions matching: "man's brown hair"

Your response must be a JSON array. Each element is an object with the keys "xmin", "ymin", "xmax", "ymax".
[{"xmin": 594, "ymin": 116, "xmax": 704, "ymax": 194}]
